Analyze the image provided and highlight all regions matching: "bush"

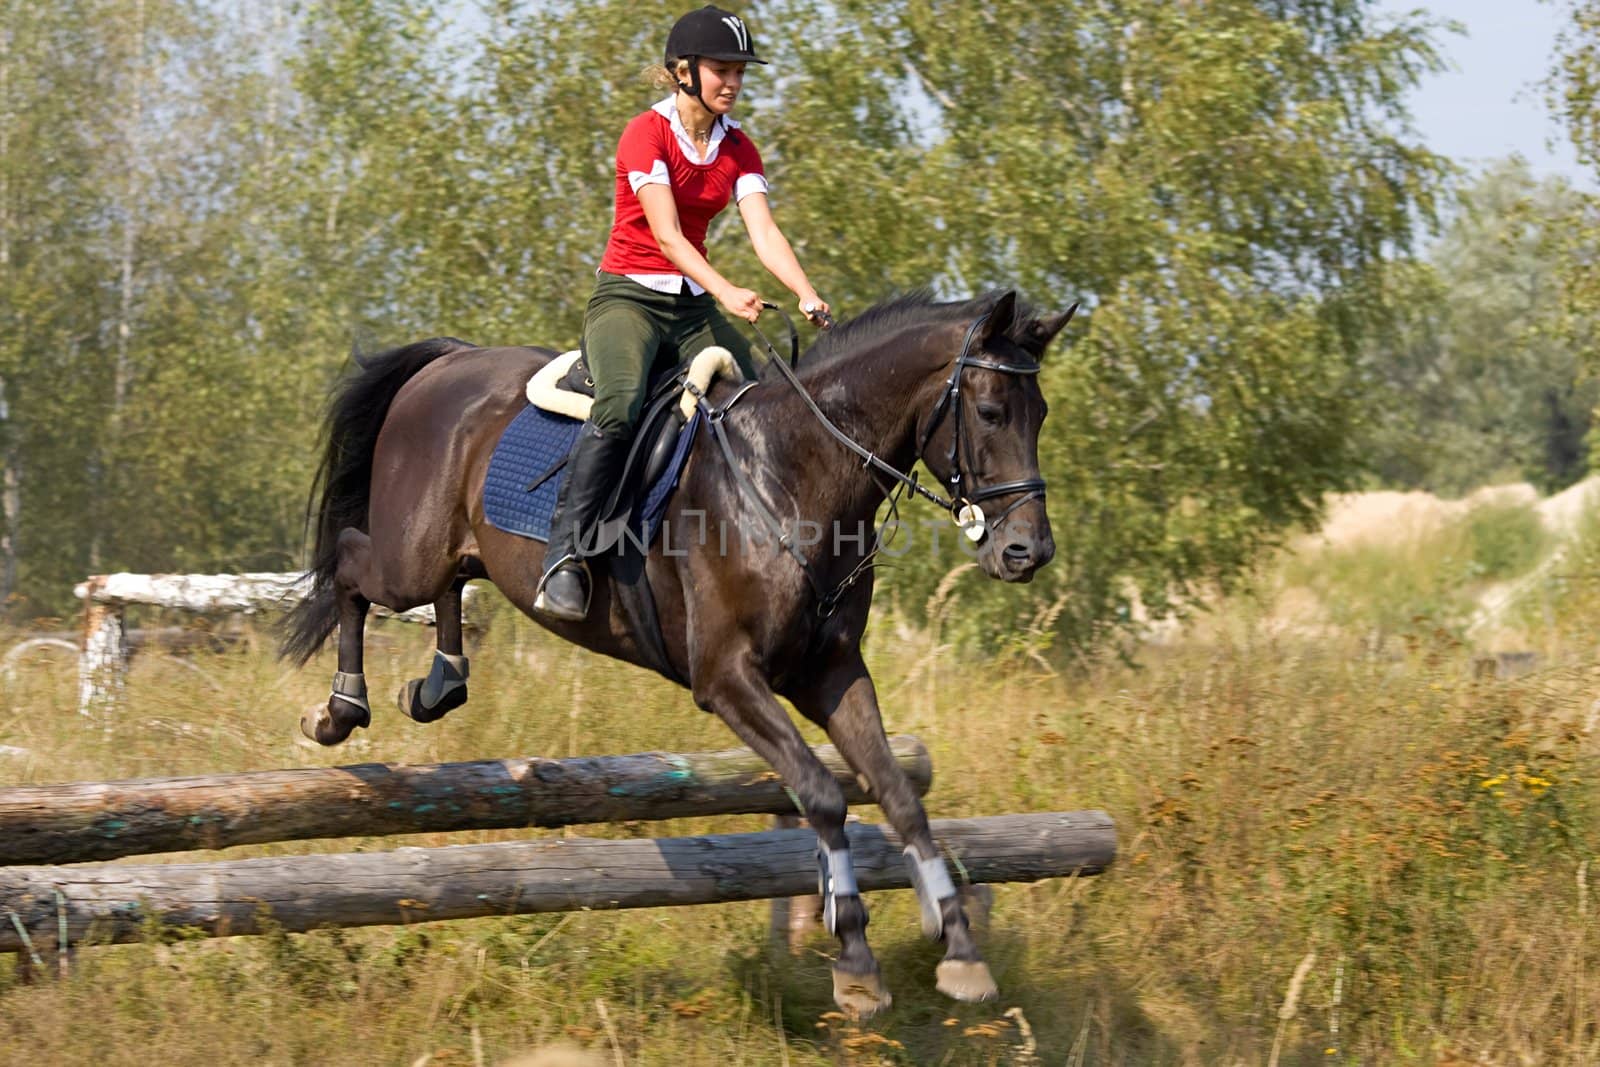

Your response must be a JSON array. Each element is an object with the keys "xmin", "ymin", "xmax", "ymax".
[
  {"xmin": 1464, "ymin": 501, "xmax": 1547, "ymax": 581},
  {"xmin": 1275, "ymin": 498, "xmax": 1552, "ymax": 637}
]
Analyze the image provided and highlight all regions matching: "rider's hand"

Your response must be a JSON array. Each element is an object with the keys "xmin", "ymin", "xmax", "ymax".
[
  {"xmin": 718, "ymin": 285, "xmax": 764, "ymax": 323},
  {"xmin": 799, "ymin": 294, "xmax": 833, "ymax": 330}
]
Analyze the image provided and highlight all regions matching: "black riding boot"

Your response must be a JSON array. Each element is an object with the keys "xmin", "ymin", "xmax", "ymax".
[{"xmin": 534, "ymin": 421, "xmax": 632, "ymax": 622}]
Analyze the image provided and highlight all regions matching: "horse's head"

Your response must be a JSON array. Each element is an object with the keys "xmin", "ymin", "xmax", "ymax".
[{"xmin": 915, "ymin": 291, "xmax": 1075, "ymax": 583}]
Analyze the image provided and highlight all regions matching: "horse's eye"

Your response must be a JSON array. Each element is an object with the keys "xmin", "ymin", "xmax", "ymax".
[{"xmin": 976, "ymin": 404, "xmax": 1006, "ymax": 426}]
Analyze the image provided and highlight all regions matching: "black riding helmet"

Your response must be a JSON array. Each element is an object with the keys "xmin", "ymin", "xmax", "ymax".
[
  {"xmin": 664, "ymin": 6, "xmax": 766, "ymax": 127},
  {"xmin": 665, "ymin": 5, "xmax": 767, "ymax": 66}
]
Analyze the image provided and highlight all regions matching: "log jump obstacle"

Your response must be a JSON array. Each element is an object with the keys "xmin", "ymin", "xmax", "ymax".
[
  {"xmin": 72, "ymin": 571, "xmax": 484, "ymax": 715},
  {"xmin": 0, "ymin": 735, "xmax": 1115, "ymax": 958}
]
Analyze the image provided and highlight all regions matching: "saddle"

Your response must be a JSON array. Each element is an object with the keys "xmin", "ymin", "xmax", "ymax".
[
  {"xmin": 524, "ymin": 345, "xmax": 742, "ymax": 543},
  {"xmin": 510, "ymin": 345, "xmax": 746, "ymax": 684}
]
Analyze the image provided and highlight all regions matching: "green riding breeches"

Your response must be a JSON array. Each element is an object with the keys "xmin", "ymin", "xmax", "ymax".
[{"xmin": 581, "ymin": 272, "xmax": 763, "ymax": 436}]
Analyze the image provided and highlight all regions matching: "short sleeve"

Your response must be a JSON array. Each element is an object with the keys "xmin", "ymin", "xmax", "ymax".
[
  {"xmin": 731, "ymin": 134, "xmax": 769, "ymax": 202},
  {"xmin": 618, "ymin": 114, "xmax": 670, "ymax": 195}
]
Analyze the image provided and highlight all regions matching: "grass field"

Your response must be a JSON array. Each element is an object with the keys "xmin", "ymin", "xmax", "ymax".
[{"xmin": 1, "ymin": 551, "xmax": 1598, "ymax": 1064}]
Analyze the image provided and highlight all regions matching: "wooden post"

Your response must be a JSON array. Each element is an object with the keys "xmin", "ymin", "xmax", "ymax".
[
  {"xmin": 0, "ymin": 811, "xmax": 1117, "ymax": 952},
  {"xmin": 961, "ymin": 883, "xmax": 995, "ymax": 939},
  {"xmin": 768, "ymin": 814, "xmax": 821, "ymax": 955},
  {"xmin": 76, "ymin": 578, "xmax": 126, "ymax": 718}
]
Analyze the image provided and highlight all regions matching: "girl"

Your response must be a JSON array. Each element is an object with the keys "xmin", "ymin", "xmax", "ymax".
[{"xmin": 536, "ymin": 4, "xmax": 832, "ymax": 621}]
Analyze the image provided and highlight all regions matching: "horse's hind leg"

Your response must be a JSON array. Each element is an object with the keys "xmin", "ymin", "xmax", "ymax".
[
  {"xmin": 790, "ymin": 649, "xmax": 998, "ymax": 1003},
  {"xmin": 300, "ymin": 528, "xmax": 376, "ymax": 746},
  {"xmin": 397, "ymin": 575, "xmax": 470, "ymax": 724},
  {"xmin": 693, "ymin": 647, "xmax": 890, "ymax": 1019}
]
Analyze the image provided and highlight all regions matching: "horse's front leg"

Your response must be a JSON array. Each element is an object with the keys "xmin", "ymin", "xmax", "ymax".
[
  {"xmin": 789, "ymin": 649, "xmax": 998, "ymax": 1003},
  {"xmin": 692, "ymin": 647, "xmax": 891, "ymax": 1018}
]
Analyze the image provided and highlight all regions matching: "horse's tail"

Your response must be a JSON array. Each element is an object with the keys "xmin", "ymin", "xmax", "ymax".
[{"xmin": 279, "ymin": 337, "xmax": 477, "ymax": 666}]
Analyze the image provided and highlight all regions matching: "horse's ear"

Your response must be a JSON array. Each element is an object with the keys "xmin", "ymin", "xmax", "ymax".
[
  {"xmin": 978, "ymin": 290, "xmax": 1019, "ymax": 343},
  {"xmin": 1025, "ymin": 302, "xmax": 1080, "ymax": 356}
]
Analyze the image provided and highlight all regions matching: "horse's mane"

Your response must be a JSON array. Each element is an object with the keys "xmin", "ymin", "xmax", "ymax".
[{"xmin": 793, "ymin": 289, "xmax": 1049, "ymax": 374}]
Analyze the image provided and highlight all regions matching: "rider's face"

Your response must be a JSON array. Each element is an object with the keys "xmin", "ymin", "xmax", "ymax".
[{"xmin": 694, "ymin": 59, "xmax": 746, "ymax": 112}]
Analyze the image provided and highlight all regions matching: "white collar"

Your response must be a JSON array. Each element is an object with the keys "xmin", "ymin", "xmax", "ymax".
[{"xmin": 652, "ymin": 96, "xmax": 739, "ymax": 164}]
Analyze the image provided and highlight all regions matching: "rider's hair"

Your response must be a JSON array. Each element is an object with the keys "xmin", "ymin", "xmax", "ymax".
[{"xmin": 643, "ymin": 57, "xmax": 691, "ymax": 92}]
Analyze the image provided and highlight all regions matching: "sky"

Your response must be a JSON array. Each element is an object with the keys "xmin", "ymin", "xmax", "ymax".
[{"xmin": 1376, "ymin": 0, "xmax": 1592, "ymax": 187}]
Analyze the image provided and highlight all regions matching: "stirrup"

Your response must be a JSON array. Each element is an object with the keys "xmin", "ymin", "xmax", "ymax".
[{"xmin": 533, "ymin": 556, "xmax": 592, "ymax": 620}]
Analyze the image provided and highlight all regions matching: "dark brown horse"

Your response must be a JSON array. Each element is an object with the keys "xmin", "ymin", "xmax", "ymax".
[{"xmin": 281, "ymin": 289, "xmax": 1073, "ymax": 1017}]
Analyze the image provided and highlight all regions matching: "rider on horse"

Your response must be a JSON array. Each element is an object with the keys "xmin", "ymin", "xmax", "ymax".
[{"xmin": 534, "ymin": 4, "xmax": 833, "ymax": 622}]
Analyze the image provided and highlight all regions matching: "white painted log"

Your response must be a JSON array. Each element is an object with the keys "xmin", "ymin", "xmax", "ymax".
[
  {"xmin": 73, "ymin": 571, "xmax": 308, "ymax": 614},
  {"xmin": 0, "ymin": 811, "xmax": 1116, "ymax": 951},
  {"xmin": 72, "ymin": 571, "xmax": 478, "ymax": 625}
]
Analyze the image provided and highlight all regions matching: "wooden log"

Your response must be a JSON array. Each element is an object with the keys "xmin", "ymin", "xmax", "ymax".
[
  {"xmin": 0, "ymin": 811, "xmax": 1114, "ymax": 951},
  {"xmin": 122, "ymin": 628, "xmax": 247, "ymax": 655},
  {"xmin": 71, "ymin": 571, "xmax": 487, "ymax": 714},
  {"xmin": 0, "ymin": 736, "xmax": 932, "ymax": 866}
]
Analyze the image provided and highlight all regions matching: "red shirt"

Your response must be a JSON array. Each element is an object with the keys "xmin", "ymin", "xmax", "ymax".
[{"xmin": 598, "ymin": 98, "xmax": 768, "ymax": 291}]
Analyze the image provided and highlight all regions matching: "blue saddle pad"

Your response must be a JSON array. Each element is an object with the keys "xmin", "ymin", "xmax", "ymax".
[{"xmin": 482, "ymin": 404, "xmax": 699, "ymax": 544}]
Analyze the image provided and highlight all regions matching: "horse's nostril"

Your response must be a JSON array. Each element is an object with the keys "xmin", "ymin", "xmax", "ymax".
[{"xmin": 1003, "ymin": 544, "xmax": 1032, "ymax": 565}]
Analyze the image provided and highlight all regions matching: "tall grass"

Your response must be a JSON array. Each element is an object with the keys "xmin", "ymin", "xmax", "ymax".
[{"xmin": 0, "ymin": 586, "xmax": 1596, "ymax": 1064}]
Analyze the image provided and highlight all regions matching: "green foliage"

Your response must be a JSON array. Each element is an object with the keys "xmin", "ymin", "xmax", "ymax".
[
  {"xmin": 1507, "ymin": 493, "xmax": 1600, "ymax": 641},
  {"xmin": 0, "ymin": 0, "xmax": 1451, "ymax": 655},
  {"xmin": 1279, "ymin": 526, "xmax": 1473, "ymax": 635},
  {"xmin": 1464, "ymin": 500, "xmax": 1548, "ymax": 580},
  {"xmin": 1278, "ymin": 499, "xmax": 1549, "ymax": 635},
  {"xmin": 1547, "ymin": 2, "xmax": 1600, "ymax": 407},
  {"xmin": 810, "ymin": 0, "xmax": 1452, "ymax": 650},
  {"xmin": 1363, "ymin": 160, "xmax": 1596, "ymax": 495}
]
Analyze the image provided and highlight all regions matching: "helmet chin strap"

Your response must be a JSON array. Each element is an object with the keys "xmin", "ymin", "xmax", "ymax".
[
  {"xmin": 678, "ymin": 60, "xmax": 731, "ymax": 137},
  {"xmin": 679, "ymin": 82, "xmax": 714, "ymax": 115},
  {"xmin": 677, "ymin": 56, "xmax": 707, "ymax": 111}
]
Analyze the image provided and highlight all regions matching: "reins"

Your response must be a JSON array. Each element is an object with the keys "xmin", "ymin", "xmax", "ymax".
[{"xmin": 751, "ymin": 303, "xmax": 1046, "ymax": 522}]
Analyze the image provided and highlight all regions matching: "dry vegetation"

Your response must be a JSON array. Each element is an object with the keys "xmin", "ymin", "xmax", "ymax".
[{"xmin": 1, "ymin": 518, "xmax": 1598, "ymax": 1064}]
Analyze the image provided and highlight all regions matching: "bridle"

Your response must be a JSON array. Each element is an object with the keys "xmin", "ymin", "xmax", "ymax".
[
  {"xmin": 756, "ymin": 306, "xmax": 1045, "ymax": 530},
  {"xmin": 912, "ymin": 312, "xmax": 1047, "ymax": 533},
  {"xmin": 696, "ymin": 304, "xmax": 1046, "ymax": 615}
]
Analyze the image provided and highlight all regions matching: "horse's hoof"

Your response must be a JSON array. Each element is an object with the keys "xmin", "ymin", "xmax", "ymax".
[
  {"xmin": 936, "ymin": 959, "xmax": 998, "ymax": 1002},
  {"xmin": 397, "ymin": 676, "xmax": 469, "ymax": 724},
  {"xmin": 831, "ymin": 966, "xmax": 892, "ymax": 1019},
  {"xmin": 300, "ymin": 695, "xmax": 368, "ymax": 746},
  {"xmin": 297, "ymin": 704, "xmax": 328, "ymax": 745}
]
